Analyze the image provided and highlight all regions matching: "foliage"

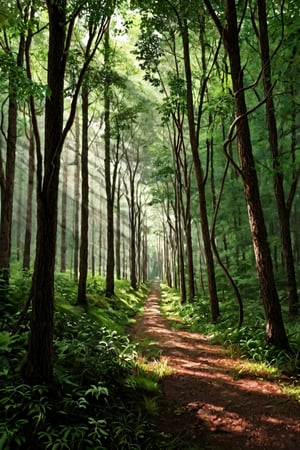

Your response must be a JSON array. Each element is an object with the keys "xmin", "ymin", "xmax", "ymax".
[
  {"xmin": 0, "ymin": 274, "xmax": 176, "ymax": 449},
  {"xmin": 159, "ymin": 284, "xmax": 300, "ymax": 399}
]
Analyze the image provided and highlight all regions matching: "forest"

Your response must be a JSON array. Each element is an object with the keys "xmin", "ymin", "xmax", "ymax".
[{"xmin": 0, "ymin": 0, "xmax": 300, "ymax": 448}]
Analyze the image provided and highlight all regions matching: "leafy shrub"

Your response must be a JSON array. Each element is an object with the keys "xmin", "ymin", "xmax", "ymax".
[{"xmin": 0, "ymin": 279, "xmax": 175, "ymax": 449}]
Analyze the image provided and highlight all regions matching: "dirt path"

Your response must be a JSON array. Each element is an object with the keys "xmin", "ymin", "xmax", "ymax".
[{"xmin": 133, "ymin": 282, "xmax": 300, "ymax": 449}]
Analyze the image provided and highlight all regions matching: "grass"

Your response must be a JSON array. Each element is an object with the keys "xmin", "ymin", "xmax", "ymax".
[
  {"xmin": 0, "ymin": 269, "xmax": 179, "ymax": 449},
  {"xmin": 158, "ymin": 282, "xmax": 300, "ymax": 402}
]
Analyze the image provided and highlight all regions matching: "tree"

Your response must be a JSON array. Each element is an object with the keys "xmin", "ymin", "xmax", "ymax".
[
  {"xmin": 0, "ymin": 1, "xmax": 26, "ymax": 296},
  {"xmin": 204, "ymin": 0, "xmax": 290, "ymax": 350},
  {"xmin": 253, "ymin": 0, "xmax": 299, "ymax": 316},
  {"xmin": 73, "ymin": 114, "xmax": 80, "ymax": 282},
  {"xmin": 60, "ymin": 150, "xmax": 68, "ymax": 273},
  {"xmin": 104, "ymin": 24, "xmax": 117, "ymax": 297},
  {"xmin": 21, "ymin": 0, "xmax": 113, "ymax": 384},
  {"xmin": 77, "ymin": 84, "xmax": 89, "ymax": 306},
  {"xmin": 23, "ymin": 126, "xmax": 35, "ymax": 271},
  {"xmin": 134, "ymin": 0, "xmax": 220, "ymax": 320}
]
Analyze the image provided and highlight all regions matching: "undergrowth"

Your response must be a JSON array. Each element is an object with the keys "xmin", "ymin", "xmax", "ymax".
[
  {"xmin": 160, "ymin": 283, "xmax": 300, "ymax": 400},
  {"xmin": 0, "ymin": 271, "xmax": 179, "ymax": 449}
]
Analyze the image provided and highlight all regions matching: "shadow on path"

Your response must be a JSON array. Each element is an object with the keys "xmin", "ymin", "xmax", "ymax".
[{"xmin": 133, "ymin": 282, "xmax": 300, "ymax": 450}]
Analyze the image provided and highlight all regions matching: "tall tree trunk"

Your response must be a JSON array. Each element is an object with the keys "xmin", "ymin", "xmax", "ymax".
[
  {"xmin": 60, "ymin": 151, "xmax": 68, "ymax": 272},
  {"xmin": 73, "ymin": 115, "xmax": 80, "ymax": 282},
  {"xmin": 204, "ymin": 0, "xmax": 290, "ymax": 350},
  {"xmin": 256, "ymin": 0, "xmax": 299, "ymax": 316},
  {"xmin": 142, "ymin": 223, "xmax": 148, "ymax": 283},
  {"xmin": 91, "ymin": 202, "xmax": 95, "ymax": 278},
  {"xmin": 98, "ymin": 215, "xmax": 103, "ymax": 276},
  {"xmin": 21, "ymin": 0, "xmax": 66, "ymax": 383},
  {"xmin": 16, "ymin": 169, "xmax": 24, "ymax": 261},
  {"xmin": 0, "ymin": 37, "xmax": 25, "ymax": 296},
  {"xmin": 77, "ymin": 86, "xmax": 89, "ymax": 306},
  {"xmin": 23, "ymin": 128, "xmax": 35, "ymax": 271},
  {"xmin": 181, "ymin": 21, "xmax": 219, "ymax": 321},
  {"xmin": 125, "ymin": 175, "xmax": 137, "ymax": 290},
  {"xmin": 104, "ymin": 26, "xmax": 115, "ymax": 297},
  {"xmin": 115, "ymin": 172, "xmax": 121, "ymax": 279},
  {"xmin": 176, "ymin": 180, "xmax": 187, "ymax": 303}
]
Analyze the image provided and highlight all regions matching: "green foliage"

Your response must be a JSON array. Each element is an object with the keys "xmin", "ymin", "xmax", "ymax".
[
  {"xmin": 159, "ymin": 284, "xmax": 300, "ymax": 381},
  {"xmin": 0, "ymin": 273, "xmax": 176, "ymax": 449}
]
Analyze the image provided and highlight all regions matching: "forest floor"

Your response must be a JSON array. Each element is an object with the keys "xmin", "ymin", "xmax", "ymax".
[{"xmin": 131, "ymin": 281, "xmax": 300, "ymax": 450}]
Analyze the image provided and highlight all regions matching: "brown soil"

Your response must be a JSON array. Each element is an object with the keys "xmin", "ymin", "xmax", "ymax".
[{"xmin": 132, "ymin": 282, "xmax": 300, "ymax": 450}]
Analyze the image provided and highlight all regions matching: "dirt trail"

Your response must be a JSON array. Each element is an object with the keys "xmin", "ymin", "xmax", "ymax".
[{"xmin": 133, "ymin": 282, "xmax": 300, "ymax": 449}]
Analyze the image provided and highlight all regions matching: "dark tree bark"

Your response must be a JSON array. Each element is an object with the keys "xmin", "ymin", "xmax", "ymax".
[
  {"xmin": 142, "ymin": 223, "xmax": 148, "ymax": 283},
  {"xmin": 21, "ymin": 0, "xmax": 110, "ymax": 383},
  {"xmin": 124, "ymin": 166, "xmax": 138, "ymax": 291},
  {"xmin": 16, "ymin": 169, "xmax": 24, "ymax": 261},
  {"xmin": 115, "ymin": 172, "xmax": 121, "ymax": 279},
  {"xmin": 23, "ymin": 128, "xmax": 35, "ymax": 271},
  {"xmin": 98, "ymin": 214, "xmax": 103, "ymax": 276},
  {"xmin": 91, "ymin": 202, "xmax": 95, "ymax": 277},
  {"xmin": 73, "ymin": 115, "xmax": 80, "ymax": 282},
  {"xmin": 181, "ymin": 19, "xmax": 219, "ymax": 321},
  {"xmin": 60, "ymin": 151, "xmax": 68, "ymax": 272},
  {"xmin": 175, "ymin": 179, "xmax": 187, "ymax": 303},
  {"xmin": 104, "ymin": 25, "xmax": 115, "ymax": 297},
  {"xmin": 204, "ymin": 0, "xmax": 290, "ymax": 350},
  {"xmin": 256, "ymin": 0, "xmax": 299, "ymax": 316},
  {"xmin": 77, "ymin": 85, "xmax": 89, "ymax": 306},
  {"xmin": 21, "ymin": 0, "xmax": 67, "ymax": 383},
  {"xmin": 0, "ymin": 34, "xmax": 25, "ymax": 297},
  {"xmin": 174, "ymin": 135, "xmax": 195, "ymax": 300}
]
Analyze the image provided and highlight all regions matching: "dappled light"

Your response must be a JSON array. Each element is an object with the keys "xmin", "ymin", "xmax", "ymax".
[{"xmin": 133, "ymin": 283, "xmax": 300, "ymax": 449}]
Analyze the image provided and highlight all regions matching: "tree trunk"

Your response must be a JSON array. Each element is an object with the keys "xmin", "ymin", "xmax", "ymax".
[
  {"xmin": 176, "ymin": 181, "xmax": 187, "ymax": 303},
  {"xmin": 73, "ymin": 114, "xmax": 80, "ymax": 282},
  {"xmin": 16, "ymin": 169, "xmax": 24, "ymax": 261},
  {"xmin": 23, "ymin": 129, "xmax": 35, "ymax": 271},
  {"xmin": 256, "ymin": 0, "xmax": 299, "ymax": 316},
  {"xmin": 104, "ymin": 27, "xmax": 115, "ymax": 297},
  {"xmin": 77, "ymin": 86, "xmax": 89, "ymax": 306},
  {"xmin": 60, "ymin": 151, "xmax": 68, "ymax": 272},
  {"xmin": 204, "ymin": 0, "xmax": 290, "ymax": 349},
  {"xmin": 91, "ymin": 203, "xmax": 95, "ymax": 277},
  {"xmin": 0, "ymin": 85, "xmax": 18, "ymax": 296},
  {"xmin": 181, "ymin": 20, "xmax": 219, "ymax": 321},
  {"xmin": 115, "ymin": 173, "xmax": 121, "ymax": 279},
  {"xmin": 21, "ymin": 0, "xmax": 66, "ymax": 383}
]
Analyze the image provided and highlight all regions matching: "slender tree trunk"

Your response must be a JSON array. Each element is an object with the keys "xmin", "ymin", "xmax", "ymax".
[
  {"xmin": 73, "ymin": 115, "xmax": 80, "ymax": 282},
  {"xmin": 115, "ymin": 173, "xmax": 121, "ymax": 279},
  {"xmin": 23, "ymin": 129, "xmax": 35, "ymax": 271},
  {"xmin": 77, "ymin": 86, "xmax": 89, "ymax": 306},
  {"xmin": 104, "ymin": 26, "xmax": 115, "ymax": 297},
  {"xmin": 0, "ymin": 46, "xmax": 23, "ymax": 295},
  {"xmin": 91, "ymin": 203, "xmax": 95, "ymax": 277},
  {"xmin": 176, "ymin": 181, "xmax": 187, "ymax": 303},
  {"xmin": 98, "ymin": 216, "xmax": 102, "ymax": 276},
  {"xmin": 142, "ymin": 223, "xmax": 148, "ymax": 283},
  {"xmin": 257, "ymin": 0, "xmax": 299, "ymax": 316},
  {"xmin": 204, "ymin": 0, "xmax": 290, "ymax": 349},
  {"xmin": 16, "ymin": 170, "xmax": 24, "ymax": 261},
  {"xmin": 126, "ymin": 177, "xmax": 137, "ymax": 290},
  {"xmin": 181, "ymin": 20, "xmax": 219, "ymax": 321},
  {"xmin": 60, "ymin": 151, "xmax": 68, "ymax": 272}
]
